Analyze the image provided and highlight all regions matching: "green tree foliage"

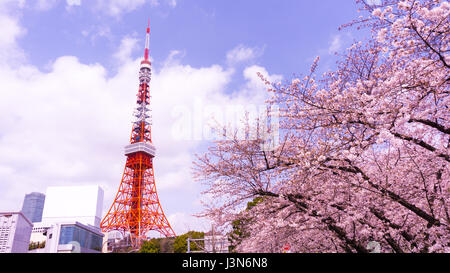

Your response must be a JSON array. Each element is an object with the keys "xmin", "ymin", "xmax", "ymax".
[
  {"xmin": 159, "ymin": 238, "xmax": 174, "ymax": 253},
  {"xmin": 173, "ymin": 231, "xmax": 205, "ymax": 253},
  {"xmin": 28, "ymin": 241, "xmax": 46, "ymax": 250},
  {"xmin": 138, "ymin": 238, "xmax": 162, "ymax": 253},
  {"xmin": 229, "ymin": 197, "xmax": 264, "ymax": 252},
  {"xmin": 139, "ymin": 231, "xmax": 205, "ymax": 253}
]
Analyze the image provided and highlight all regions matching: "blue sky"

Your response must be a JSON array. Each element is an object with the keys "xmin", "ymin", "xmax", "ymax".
[
  {"xmin": 19, "ymin": 0, "xmax": 363, "ymax": 75},
  {"xmin": 0, "ymin": 0, "xmax": 372, "ymax": 236}
]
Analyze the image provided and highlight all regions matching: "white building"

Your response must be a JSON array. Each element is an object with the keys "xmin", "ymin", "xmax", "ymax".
[
  {"xmin": 41, "ymin": 185, "xmax": 104, "ymax": 228},
  {"xmin": 28, "ymin": 221, "xmax": 104, "ymax": 253},
  {"xmin": 102, "ymin": 231, "xmax": 130, "ymax": 253},
  {"xmin": 204, "ymin": 234, "xmax": 230, "ymax": 253},
  {"xmin": 0, "ymin": 212, "xmax": 33, "ymax": 253}
]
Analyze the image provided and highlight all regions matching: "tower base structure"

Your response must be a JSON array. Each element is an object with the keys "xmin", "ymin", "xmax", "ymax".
[{"xmin": 101, "ymin": 150, "xmax": 175, "ymax": 249}]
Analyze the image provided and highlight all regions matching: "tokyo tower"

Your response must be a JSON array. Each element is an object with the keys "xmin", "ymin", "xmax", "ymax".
[{"xmin": 101, "ymin": 22, "xmax": 176, "ymax": 249}]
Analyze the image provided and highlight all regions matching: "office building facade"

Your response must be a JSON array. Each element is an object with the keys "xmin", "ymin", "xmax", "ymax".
[
  {"xmin": 0, "ymin": 212, "xmax": 33, "ymax": 253},
  {"xmin": 21, "ymin": 192, "xmax": 45, "ymax": 223}
]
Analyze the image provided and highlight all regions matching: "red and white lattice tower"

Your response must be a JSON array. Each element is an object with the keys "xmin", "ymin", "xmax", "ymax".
[{"xmin": 101, "ymin": 22, "xmax": 175, "ymax": 249}]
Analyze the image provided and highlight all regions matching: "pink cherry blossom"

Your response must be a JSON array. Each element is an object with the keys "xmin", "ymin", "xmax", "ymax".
[{"xmin": 194, "ymin": 0, "xmax": 449, "ymax": 253}]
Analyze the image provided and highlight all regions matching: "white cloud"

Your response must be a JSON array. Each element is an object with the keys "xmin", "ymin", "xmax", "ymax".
[
  {"xmin": 81, "ymin": 25, "xmax": 113, "ymax": 45},
  {"xmin": 0, "ymin": 0, "xmax": 26, "ymax": 10},
  {"xmin": 166, "ymin": 0, "xmax": 176, "ymax": 8},
  {"xmin": 0, "ymin": 4, "xmax": 26, "ymax": 65},
  {"xmin": 95, "ymin": 0, "xmax": 148, "ymax": 16},
  {"xmin": 327, "ymin": 32, "xmax": 354, "ymax": 55},
  {"xmin": 0, "ymin": 15, "xmax": 24, "ymax": 50},
  {"xmin": 167, "ymin": 212, "xmax": 211, "ymax": 235},
  {"xmin": 0, "ymin": 9, "xmax": 280, "ymax": 234},
  {"xmin": 66, "ymin": 0, "xmax": 81, "ymax": 6},
  {"xmin": 243, "ymin": 65, "xmax": 281, "ymax": 93},
  {"xmin": 328, "ymin": 34, "xmax": 342, "ymax": 54},
  {"xmin": 113, "ymin": 36, "xmax": 139, "ymax": 63},
  {"xmin": 91, "ymin": 0, "xmax": 177, "ymax": 17},
  {"xmin": 150, "ymin": 0, "xmax": 160, "ymax": 7},
  {"xmin": 35, "ymin": 0, "xmax": 59, "ymax": 10},
  {"xmin": 226, "ymin": 44, "xmax": 264, "ymax": 66},
  {"xmin": 162, "ymin": 49, "xmax": 185, "ymax": 66}
]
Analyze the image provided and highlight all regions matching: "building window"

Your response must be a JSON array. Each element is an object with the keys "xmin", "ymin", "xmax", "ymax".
[
  {"xmin": 58, "ymin": 225, "xmax": 102, "ymax": 251},
  {"xmin": 59, "ymin": 226, "xmax": 74, "ymax": 245}
]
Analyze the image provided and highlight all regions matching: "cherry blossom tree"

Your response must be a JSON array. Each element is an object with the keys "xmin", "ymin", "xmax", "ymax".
[{"xmin": 194, "ymin": 0, "xmax": 449, "ymax": 253}]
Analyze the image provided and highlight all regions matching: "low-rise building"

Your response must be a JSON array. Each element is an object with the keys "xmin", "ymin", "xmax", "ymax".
[
  {"xmin": 28, "ymin": 221, "xmax": 103, "ymax": 253},
  {"xmin": 102, "ymin": 232, "xmax": 133, "ymax": 253},
  {"xmin": 204, "ymin": 230, "xmax": 230, "ymax": 253}
]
